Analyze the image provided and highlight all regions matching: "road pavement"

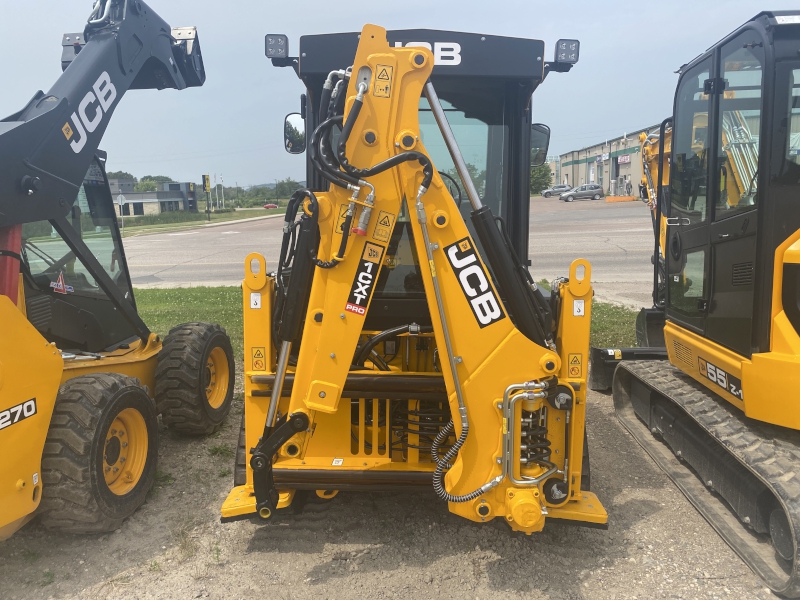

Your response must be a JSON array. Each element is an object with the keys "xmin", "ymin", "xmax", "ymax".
[{"xmin": 125, "ymin": 197, "xmax": 656, "ymax": 307}]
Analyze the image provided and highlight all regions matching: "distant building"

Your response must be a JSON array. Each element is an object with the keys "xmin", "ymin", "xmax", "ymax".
[
  {"xmin": 558, "ymin": 125, "xmax": 659, "ymax": 195},
  {"xmin": 110, "ymin": 181, "xmax": 199, "ymax": 216}
]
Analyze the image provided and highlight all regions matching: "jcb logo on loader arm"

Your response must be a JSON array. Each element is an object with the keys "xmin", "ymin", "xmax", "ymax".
[
  {"xmin": 62, "ymin": 71, "xmax": 118, "ymax": 154},
  {"xmin": 445, "ymin": 237, "xmax": 505, "ymax": 327}
]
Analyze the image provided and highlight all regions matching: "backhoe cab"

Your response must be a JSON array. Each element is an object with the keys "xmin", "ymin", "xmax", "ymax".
[
  {"xmin": 223, "ymin": 26, "xmax": 606, "ymax": 534},
  {"xmin": 0, "ymin": 1, "xmax": 233, "ymax": 541}
]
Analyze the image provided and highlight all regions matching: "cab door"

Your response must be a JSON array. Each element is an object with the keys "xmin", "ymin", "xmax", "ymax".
[
  {"xmin": 666, "ymin": 57, "xmax": 713, "ymax": 334},
  {"xmin": 705, "ymin": 32, "xmax": 764, "ymax": 357}
]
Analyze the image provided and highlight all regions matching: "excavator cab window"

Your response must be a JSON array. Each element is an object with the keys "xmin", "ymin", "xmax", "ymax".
[
  {"xmin": 20, "ymin": 157, "xmax": 137, "ymax": 352},
  {"xmin": 714, "ymin": 38, "xmax": 763, "ymax": 219}
]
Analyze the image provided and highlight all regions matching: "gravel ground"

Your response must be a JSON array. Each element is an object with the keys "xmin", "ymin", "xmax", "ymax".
[{"xmin": 0, "ymin": 369, "xmax": 776, "ymax": 599}]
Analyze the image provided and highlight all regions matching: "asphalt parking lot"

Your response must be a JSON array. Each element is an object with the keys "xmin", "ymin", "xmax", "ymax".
[{"xmin": 125, "ymin": 197, "xmax": 655, "ymax": 308}]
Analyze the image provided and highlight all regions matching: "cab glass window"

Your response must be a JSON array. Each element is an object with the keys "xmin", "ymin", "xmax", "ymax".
[
  {"xmin": 774, "ymin": 63, "xmax": 800, "ymax": 184},
  {"xmin": 20, "ymin": 159, "xmax": 136, "ymax": 351},
  {"xmin": 715, "ymin": 34, "xmax": 763, "ymax": 220},
  {"xmin": 671, "ymin": 58, "xmax": 712, "ymax": 224}
]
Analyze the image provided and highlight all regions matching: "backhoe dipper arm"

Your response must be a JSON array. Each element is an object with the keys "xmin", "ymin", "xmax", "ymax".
[{"xmin": 0, "ymin": 0, "xmax": 205, "ymax": 229}]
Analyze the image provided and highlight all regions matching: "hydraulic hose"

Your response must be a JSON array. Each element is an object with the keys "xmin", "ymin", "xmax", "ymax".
[
  {"xmin": 353, "ymin": 323, "xmax": 433, "ymax": 367},
  {"xmin": 432, "ymin": 419, "xmax": 498, "ymax": 503},
  {"xmin": 336, "ymin": 87, "xmax": 434, "ymax": 190}
]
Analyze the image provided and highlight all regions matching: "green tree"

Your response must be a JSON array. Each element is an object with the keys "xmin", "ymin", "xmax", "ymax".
[
  {"xmin": 444, "ymin": 163, "xmax": 486, "ymax": 198},
  {"xmin": 134, "ymin": 180, "xmax": 158, "ymax": 192},
  {"xmin": 530, "ymin": 163, "xmax": 554, "ymax": 196},
  {"xmin": 275, "ymin": 178, "xmax": 302, "ymax": 198},
  {"xmin": 140, "ymin": 175, "xmax": 173, "ymax": 183},
  {"xmin": 106, "ymin": 171, "xmax": 136, "ymax": 181}
]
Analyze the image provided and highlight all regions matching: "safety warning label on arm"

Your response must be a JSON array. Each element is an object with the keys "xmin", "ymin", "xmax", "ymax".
[
  {"xmin": 372, "ymin": 211, "xmax": 396, "ymax": 242},
  {"xmin": 373, "ymin": 65, "xmax": 393, "ymax": 98}
]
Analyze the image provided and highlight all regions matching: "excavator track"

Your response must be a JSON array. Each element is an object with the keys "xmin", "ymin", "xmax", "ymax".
[{"xmin": 613, "ymin": 360, "xmax": 800, "ymax": 597}]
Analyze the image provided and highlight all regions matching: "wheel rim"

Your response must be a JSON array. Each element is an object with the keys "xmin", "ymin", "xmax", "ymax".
[
  {"xmin": 205, "ymin": 346, "xmax": 230, "ymax": 410},
  {"xmin": 104, "ymin": 408, "xmax": 148, "ymax": 496}
]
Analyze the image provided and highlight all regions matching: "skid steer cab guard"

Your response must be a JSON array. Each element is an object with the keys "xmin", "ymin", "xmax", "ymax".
[{"xmin": 223, "ymin": 25, "xmax": 606, "ymax": 534}]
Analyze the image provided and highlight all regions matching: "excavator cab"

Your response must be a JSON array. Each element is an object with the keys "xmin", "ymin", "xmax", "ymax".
[{"xmin": 591, "ymin": 12, "xmax": 800, "ymax": 596}]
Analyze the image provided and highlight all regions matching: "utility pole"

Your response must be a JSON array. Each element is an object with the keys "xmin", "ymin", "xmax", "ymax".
[
  {"xmin": 214, "ymin": 173, "xmax": 219, "ymax": 210},
  {"xmin": 203, "ymin": 174, "xmax": 211, "ymax": 222},
  {"xmin": 220, "ymin": 174, "xmax": 225, "ymax": 209}
]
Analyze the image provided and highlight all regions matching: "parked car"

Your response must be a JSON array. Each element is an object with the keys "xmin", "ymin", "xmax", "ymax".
[
  {"xmin": 541, "ymin": 184, "xmax": 572, "ymax": 198},
  {"xmin": 559, "ymin": 184, "xmax": 605, "ymax": 202},
  {"xmin": 264, "ymin": 203, "xmax": 279, "ymax": 209}
]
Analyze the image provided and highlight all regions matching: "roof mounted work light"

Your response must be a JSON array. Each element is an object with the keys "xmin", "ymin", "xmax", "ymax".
[
  {"xmin": 265, "ymin": 34, "xmax": 289, "ymax": 58},
  {"xmin": 555, "ymin": 39, "xmax": 580, "ymax": 64}
]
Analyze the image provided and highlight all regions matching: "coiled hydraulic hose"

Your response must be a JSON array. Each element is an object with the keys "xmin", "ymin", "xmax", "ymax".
[{"xmin": 431, "ymin": 419, "xmax": 498, "ymax": 503}]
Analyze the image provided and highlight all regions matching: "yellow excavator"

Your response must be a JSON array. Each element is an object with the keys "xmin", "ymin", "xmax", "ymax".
[
  {"xmin": 221, "ymin": 26, "xmax": 607, "ymax": 533},
  {"xmin": 0, "ymin": 0, "xmax": 234, "ymax": 540},
  {"xmin": 591, "ymin": 11, "xmax": 800, "ymax": 596}
]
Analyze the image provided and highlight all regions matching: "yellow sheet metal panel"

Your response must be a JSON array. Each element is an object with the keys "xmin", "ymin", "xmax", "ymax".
[
  {"xmin": 0, "ymin": 296, "xmax": 63, "ymax": 536},
  {"xmin": 59, "ymin": 334, "xmax": 160, "ymax": 395}
]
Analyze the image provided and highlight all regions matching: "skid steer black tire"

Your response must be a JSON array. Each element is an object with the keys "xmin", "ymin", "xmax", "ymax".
[
  {"xmin": 155, "ymin": 322, "xmax": 234, "ymax": 436},
  {"xmin": 38, "ymin": 373, "xmax": 158, "ymax": 533},
  {"xmin": 234, "ymin": 412, "xmax": 247, "ymax": 487}
]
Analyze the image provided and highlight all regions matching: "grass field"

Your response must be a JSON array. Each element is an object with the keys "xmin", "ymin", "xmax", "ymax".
[
  {"xmin": 134, "ymin": 286, "xmax": 638, "ymax": 360},
  {"xmin": 119, "ymin": 208, "xmax": 283, "ymax": 238}
]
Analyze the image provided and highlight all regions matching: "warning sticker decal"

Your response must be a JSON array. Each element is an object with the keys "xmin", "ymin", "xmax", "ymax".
[
  {"xmin": 568, "ymin": 353, "xmax": 582, "ymax": 378},
  {"xmin": 50, "ymin": 272, "xmax": 74, "ymax": 294},
  {"xmin": 345, "ymin": 243, "xmax": 385, "ymax": 316},
  {"xmin": 373, "ymin": 64, "xmax": 394, "ymax": 98},
  {"xmin": 372, "ymin": 211, "xmax": 396, "ymax": 243},
  {"xmin": 335, "ymin": 204, "xmax": 349, "ymax": 234},
  {"xmin": 251, "ymin": 347, "xmax": 266, "ymax": 371}
]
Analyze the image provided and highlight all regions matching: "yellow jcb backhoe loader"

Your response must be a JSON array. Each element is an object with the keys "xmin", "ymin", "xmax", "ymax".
[
  {"xmin": 0, "ymin": 0, "xmax": 234, "ymax": 541},
  {"xmin": 591, "ymin": 11, "xmax": 800, "ymax": 596},
  {"xmin": 221, "ymin": 26, "xmax": 608, "ymax": 534}
]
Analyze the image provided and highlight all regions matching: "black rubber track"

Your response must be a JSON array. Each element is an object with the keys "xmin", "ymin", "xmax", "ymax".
[
  {"xmin": 614, "ymin": 361, "xmax": 800, "ymax": 597},
  {"xmin": 38, "ymin": 373, "xmax": 158, "ymax": 533},
  {"xmin": 155, "ymin": 322, "xmax": 234, "ymax": 436}
]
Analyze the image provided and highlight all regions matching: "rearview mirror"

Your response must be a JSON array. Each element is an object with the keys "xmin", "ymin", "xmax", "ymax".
[
  {"xmin": 530, "ymin": 123, "xmax": 550, "ymax": 167},
  {"xmin": 284, "ymin": 113, "xmax": 305, "ymax": 154}
]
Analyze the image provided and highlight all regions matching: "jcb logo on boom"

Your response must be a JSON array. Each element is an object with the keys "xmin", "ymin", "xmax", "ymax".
[
  {"xmin": 61, "ymin": 71, "xmax": 117, "ymax": 154},
  {"xmin": 392, "ymin": 42, "xmax": 461, "ymax": 65},
  {"xmin": 445, "ymin": 238, "xmax": 505, "ymax": 327}
]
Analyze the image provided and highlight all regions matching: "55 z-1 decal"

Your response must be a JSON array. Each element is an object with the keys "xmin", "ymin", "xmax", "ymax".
[
  {"xmin": 698, "ymin": 358, "xmax": 744, "ymax": 401},
  {"xmin": 444, "ymin": 237, "xmax": 505, "ymax": 327},
  {"xmin": 345, "ymin": 243, "xmax": 385, "ymax": 316},
  {"xmin": 0, "ymin": 398, "xmax": 38, "ymax": 431}
]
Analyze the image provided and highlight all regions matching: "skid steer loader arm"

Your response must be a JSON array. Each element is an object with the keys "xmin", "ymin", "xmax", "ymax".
[{"xmin": 0, "ymin": 0, "xmax": 204, "ymax": 229}]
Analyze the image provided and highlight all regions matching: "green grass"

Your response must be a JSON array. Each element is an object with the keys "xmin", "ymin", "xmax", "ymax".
[
  {"xmin": 591, "ymin": 302, "xmax": 638, "ymax": 348},
  {"xmin": 119, "ymin": 208, "xmax": 283, "ymax": 238},
  {"xmin": 208, "ymin": 444, "xmax": 234, "ymax": 459},
  {"xmin": 538, "ymin": 279, "xmax": 638, "ymax": 348},
  {"xmin": 133, "ymin": 284, "xmax": 638, "ymax": 363},
  {"xmin": 134, "ymin": 287, "xmax": 243, "ymax": 360}
]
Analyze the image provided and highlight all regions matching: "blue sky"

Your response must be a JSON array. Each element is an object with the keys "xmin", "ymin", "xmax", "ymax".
[{"xmin": 4, "ymin": 1, "xmax": 796, "ymax": 185}]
